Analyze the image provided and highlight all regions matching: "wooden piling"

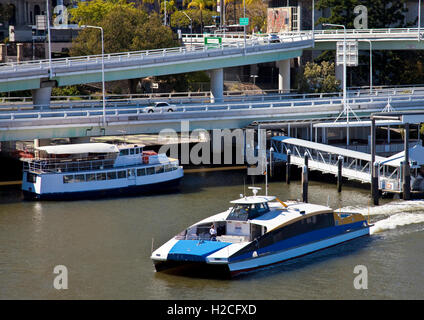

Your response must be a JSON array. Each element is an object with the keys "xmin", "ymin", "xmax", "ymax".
[
  {"xmin": 372, "ymin": 162, "xmax": 379, "ymax": 206},
  {"xmin": 286, "ymin": 149, "xmax": 291, "ymax": 184},
  {"xmin": 337, "ymin": 155, "xmax": 343, "ymax": 193},
  {"xmin": 403, "ymin": 123, "xmax": 411, "ymax": 200},
  {"xmin": 302, "ymin": 165, "xmax": 308, "ymax": 203}
]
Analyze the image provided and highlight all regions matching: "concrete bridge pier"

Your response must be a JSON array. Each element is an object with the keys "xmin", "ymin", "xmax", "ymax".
[
  {"xmin": 210, "ymin": 68, "xmax": 224, "ymax": 103},
  {"xmin": 31, "ymin": 81, "xmax": 56, "ymax": 108},
  {"xmin": 34, "ymin": 138, "xmax": 50, "ymax": 157},
  {"xmin": 277, "ymin": 59, "xmax": 290, "ymax": 93},
  {"xmin": 70, "ymin": 137, "xmax": 91, "ymax": 144}
]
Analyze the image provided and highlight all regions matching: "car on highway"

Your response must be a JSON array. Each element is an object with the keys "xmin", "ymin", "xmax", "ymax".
[
  {"xmin": 267, "ymin": 33, "xmax": 281, "ymax": 43},
  {"xmin": 144, "ymin": 101, "xmax": 176, "ymax": 113}
]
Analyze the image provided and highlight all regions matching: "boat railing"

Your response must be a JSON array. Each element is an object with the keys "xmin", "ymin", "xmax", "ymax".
[{"xmin": 23, "ymin": 158, "xmax": 116, "ymax": 173}]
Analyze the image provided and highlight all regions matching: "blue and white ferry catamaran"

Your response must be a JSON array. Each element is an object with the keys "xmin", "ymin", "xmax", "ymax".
[
  {"xmin": 21, "ymin": 143, "xmax": 183, "ymax": 200},
  {"xmin": 151, "ymin": 187, "xmax": 370, "ymax": 277}
]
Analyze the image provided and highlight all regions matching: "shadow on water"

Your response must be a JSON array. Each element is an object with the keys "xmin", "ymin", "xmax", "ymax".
[{"xmin": 0, "ymin": 186, "xmax": 23, "ymax": 204}]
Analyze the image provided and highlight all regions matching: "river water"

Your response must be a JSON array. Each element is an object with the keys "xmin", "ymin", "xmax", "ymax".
[{"xmin": 0, "ymin": 170, "xmax": 423, "ymax": 300}]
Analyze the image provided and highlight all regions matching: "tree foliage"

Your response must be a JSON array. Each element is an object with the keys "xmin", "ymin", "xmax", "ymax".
[
  {"xmin": 170, "ymin": 9, "xmax": 217, "ymax": 29},
  {"xmin": 69, "ymin": 0, "xmax": 178, "ymax": 56},
  {"xmin": 297, "ymin": 61, "xmax": 340, "ymax": 93},
  {"xmin": 315, "ymin": 0, "xmax": 424, "ymax": 86},
  {"xmin": 0, "ymin": 3, "xmax": 14, "ymax": 24},
  {"xmin": 316, "ymin": 0, "xmax": 409, "ymax": 29}
]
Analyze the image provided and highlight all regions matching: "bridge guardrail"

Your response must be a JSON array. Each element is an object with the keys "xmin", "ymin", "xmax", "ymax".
[
  {"xmin": 2, "ymin": 92, "xmax": 424, "ymax": 123},
  {"xmin": 0, "ymin": 33, "xmax": 312, "ymax": 75}
]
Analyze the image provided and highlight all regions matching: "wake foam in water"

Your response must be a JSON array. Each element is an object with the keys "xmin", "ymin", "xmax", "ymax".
[
  {"xmin": 341, "ymin": 200, "xmax": 424, "ymax": 216},
  {"xmin": 369, "ymin": 213, "xmax": 424, "ymax": 234},
  {"xmin": 339, "ymin": 200, "xmax": 424, "ymax": 235}
]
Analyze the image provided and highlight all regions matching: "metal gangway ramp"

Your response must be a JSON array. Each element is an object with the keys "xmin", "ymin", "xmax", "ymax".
[{"xmin": 270, "ymin": 136, "xmax": 401, "ymax": 189}]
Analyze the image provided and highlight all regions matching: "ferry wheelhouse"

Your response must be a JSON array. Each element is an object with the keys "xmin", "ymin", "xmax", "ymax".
[
  {"xmin": 151, "ymin": 187, "xmax": 370, "ymax": 278},
  {"xmin": 22, "ymin": 143, "xmax": 183, "ymax": 200}
]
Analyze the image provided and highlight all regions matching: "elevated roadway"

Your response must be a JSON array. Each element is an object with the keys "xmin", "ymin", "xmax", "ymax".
[{"xmin": 2, "ymin": 90, "xmax": 424, "ymax": 141}]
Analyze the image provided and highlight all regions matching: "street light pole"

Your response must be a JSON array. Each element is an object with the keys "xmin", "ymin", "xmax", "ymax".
[
  {"xmin": 323, "ymin": 23, "xmax": 348, "ymax": 145},
  {"xmin": 82, "ymin": 25, "xmax": 106, "ymax": 126},
  {"xmin": 182, "ymin": 11, "xmax": 193, "ymax": 48},
  {"xmin": 46, "ymin": 0, "xmax": 52, "ymax": 77},
  {"xmin": 164, "ymin": 0, "xmax": 167, "ymax": 26},
  {"xmin": 419, "ymin": 0, "xmax": 422, "ymax": 41},
  {"xmin": 312, "ymin": 0, "xmax": 315, "ymax": 45}
]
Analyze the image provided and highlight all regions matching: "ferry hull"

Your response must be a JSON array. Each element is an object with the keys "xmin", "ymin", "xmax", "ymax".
[
  {"xmin": 153, "ymin": 260, "xmax": 231, "ymax": 278},
  {"xmin": 23, "ymin": 177, "xmax": 182, "ymax": 201},
  {"xmin": 227, "ymin": 227, "xmax": 370, "ymax": 277},
  {"xmin": 153, "ymin": 227, "xmax": 369, "ymax": 278}
]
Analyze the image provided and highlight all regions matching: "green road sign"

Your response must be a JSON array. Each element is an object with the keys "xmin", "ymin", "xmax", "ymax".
[
  {"xmin": 239, "ymin": 17, "xmax": 249, "ymax": 26},
  {"xmin": 204, "ymin": 37, "xmax": 222, "ymax": 49}
]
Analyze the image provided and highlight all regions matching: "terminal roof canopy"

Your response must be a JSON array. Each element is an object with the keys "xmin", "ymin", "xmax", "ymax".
[
  {"xmin": 380, "ymin": 144, "xmax": 424, "ymax": 168},
  {"xmin": 35, "ymin": 143, "xmax": 119, "ymax": 154},
  {"xmin": 271, "ymin": 136, "xmax": 386, "ymax": 163}
]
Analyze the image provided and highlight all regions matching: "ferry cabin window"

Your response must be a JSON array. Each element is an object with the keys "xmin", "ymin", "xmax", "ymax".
[
  {"xmin": 120, "ymin": 149, "xmax": 129, "ymax": 156},
  {"xmin": 137, "ymin": 168, "xmax": 146, "ymax": 176},
  {"xmin": 107, "ymin": 171, "xmax": 117, "ymax": 180},
  {"xmin": 130, "ymin": 148, "xmax": 135, "ymax": 155},
  {"xmin": 63, "ymin": 175, "xmax": 73, "ymax": 184},
  {"xmin": 227, "ymin": 203, "xmax": 270, "ymax": 221},
  {"xmin": 74, "ymin": 174, "xmax": 85, "ymax": 182},
  {"xmin": 146, "ymin": 167, "xmax": 155, "ymax": 175},
  {"xmin": 117, "ymin": 170, "xmax": 126, "ymax": 179},
  {"xmin": 155, "ymin": 165, "xmax": 164, "ymax": 174},
  {"xmin": 96, "ymin": 172, "xmax": 106, "ymax": 180},
  {"xmin": 27, "ymin": 172, "xmax": 37, "ymax": 183},
  {"xmin": 86, "ymin": 173, "xmax": 96, "ymax": 181}
]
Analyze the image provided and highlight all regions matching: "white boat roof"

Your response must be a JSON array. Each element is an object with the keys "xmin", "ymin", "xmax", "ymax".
[
  {"xmin": 192, "ymin": 201, "xmax": 333, "ymax": 234},
  {"xmin": 251, "ymin": 202, "xmax": 333, "ymax": 231},
  {"xmin": 36, "ymin": 143, "xmax": 119, "ymax": 154},
  {"xmin": 380, "ymin": 143, "xmax": 424, "ymax": 168},
  {"xmin": 271, "ymin": 136, "xmax": 387, "ymax": 163},
  {"xmin": 230, "ymin": 196, "xmax": 276, "ymax": 204}
]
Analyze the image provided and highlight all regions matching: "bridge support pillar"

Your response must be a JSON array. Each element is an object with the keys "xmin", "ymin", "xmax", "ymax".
[
  {"xmin": 70, "ymin": 137, "xmax": 91, "ymax": 144},
  {"xmin": 210, "ymin": 68, "xmax": 224, "ymax": 103},
  {"xmin": 277, "ymin": 59, "xmax": 290, "ymax": 93},
  {"xmin": 34, "ymin": 138, "xmax": 50, "ymax": 158},
  {"xmin": 0, "ymin": 44, "xmax": 6, "ymax": 63},
  {"xmin": 32, "ymin": 81, "xmax": 55, "ymax": 108}
]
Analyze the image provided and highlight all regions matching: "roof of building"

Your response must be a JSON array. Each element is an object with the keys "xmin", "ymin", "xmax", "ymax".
[
  {"xmin": 36, "ymin": 143, "xmax": 119, "ymax": 154},
  {"xmin": 380, "ymin": 143, "xmax": 424, "ymax": 168},
  {"xmin": 271, "ymin": 136, "xmax": 387, "ymax": 163}
]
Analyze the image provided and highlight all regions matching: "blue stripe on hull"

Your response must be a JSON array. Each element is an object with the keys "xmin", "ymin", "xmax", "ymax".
[
  {"xmin": 230, "ymin": 222, "xmax": 366, "ymax": 262},
  {"xmin": 22, "ymin": 177, "xmax": 182, "ymax": 201},
  {"xmin": 227, "ymin": 227, "xmax": 370, "ymax": 276}
]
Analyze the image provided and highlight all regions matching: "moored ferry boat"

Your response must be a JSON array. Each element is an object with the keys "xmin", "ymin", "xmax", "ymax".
[
  {"xmin": 21, "ymin": 143, "xmax": 183, "ymax": 200},
  {"xmin": 151, "ymin": 187, "xmax": 370, "ymax": 278}
]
